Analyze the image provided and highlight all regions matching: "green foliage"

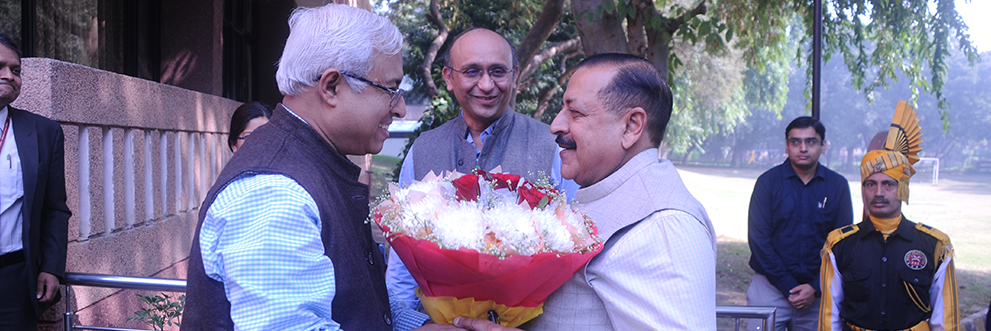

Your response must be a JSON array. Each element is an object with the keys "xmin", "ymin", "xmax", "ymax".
[
  {"xmin": 797, "ymin": 0, "xmax": 979, "ymax": 128},
  {"xmin": 666, "ymin": 39, "xmax": 749, "ymax": 156},
  {"xmin": 384, "ymin": 0, "xmax": 979, "ymax": 159},
  {"xmin": 127, "ymin": 293, "xmax": 185, "ymax": 331}
]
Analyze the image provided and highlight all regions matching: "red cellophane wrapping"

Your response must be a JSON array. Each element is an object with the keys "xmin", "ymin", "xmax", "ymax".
[{"xmin": 376, "ymin": 219, "xmax": 602, "ymax": 325}]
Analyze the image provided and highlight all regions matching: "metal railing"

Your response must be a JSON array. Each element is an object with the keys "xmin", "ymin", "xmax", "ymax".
[
  {"xmin": 64, "ymin": 272, "xmax": 186, "ymax": 331},
  {"xmin": 63, "ymin": 272, "xmax": 775, "ymax": 331},
  {"xmin": 717, "ymin": 305, "xmax": 776, "ymax": 331}
]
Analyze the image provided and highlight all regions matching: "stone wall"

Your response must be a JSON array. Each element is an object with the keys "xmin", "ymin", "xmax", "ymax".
[
  {"xmin": 963, "ymin": 309, "xmax": 989, "ymax": 331},
  {"xmin": 12, "ymin": 58, "xmax": 240, "ymax": 330}
]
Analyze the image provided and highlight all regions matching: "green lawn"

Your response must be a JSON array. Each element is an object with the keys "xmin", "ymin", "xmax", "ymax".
[
  {"xmin": 368, "ymin": 157, "xmax": 991, "ymax": 319},
  {"xmin": 679, "ymin": 164, "xmax": 991, "ymax": 318}
]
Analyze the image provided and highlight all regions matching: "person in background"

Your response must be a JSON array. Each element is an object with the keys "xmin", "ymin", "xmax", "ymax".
[
  {"xmin": 985, "ymin": 300, "xmax": 989, "ymax": 330},
  {"xmin": 387, "ymin": 28, "xmax": 578, "ymax": 310},
  {"xmin": 819, "ymin": 113, "xmax": 959, "ymax": 331},
  {"xmin": 747, "ymin": 116, "xmax": 854, "ymax": 331},
  {"xmin": 0, "ymin": 33, "xmax": 71, "ymax": 330},
  {"xmin": 227, "ymin": 101, "xmax": 272, "ymax": 153}
]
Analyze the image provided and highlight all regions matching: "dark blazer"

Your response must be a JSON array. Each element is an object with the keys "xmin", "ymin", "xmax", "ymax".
[{"xmin": 9, "ymin": 106, "xmax": 70, "ymax": 316}]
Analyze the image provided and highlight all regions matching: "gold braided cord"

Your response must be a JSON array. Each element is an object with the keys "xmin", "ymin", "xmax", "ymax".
[{"xmin": 903, "ymin": 281, "xmax": 933, "ymax": 313}]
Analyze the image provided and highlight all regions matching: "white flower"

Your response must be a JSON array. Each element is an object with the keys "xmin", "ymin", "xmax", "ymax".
[
  {"xmin": 533, "ymin": 208, "xmax": 575, "ymax": 253},
  {"xmin": 431, "ymin": 201, "xmax": 486, "ymax": 250},
  {"xmin": 484, "ymin": 202, "xmax": 541, "ymax": 255},
  {"xmin": 372, "ymin": 170, "xmax": 599, "ymax": 257}
]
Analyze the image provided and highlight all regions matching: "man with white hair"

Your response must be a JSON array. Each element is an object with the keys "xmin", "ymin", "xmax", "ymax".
[{"xmin": 183, "ymin": 5, "xmax": 456, "ymax": 331}]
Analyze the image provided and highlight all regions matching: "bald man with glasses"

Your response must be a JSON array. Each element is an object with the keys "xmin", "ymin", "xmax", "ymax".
[{"xmin": 387, "ymin": 28, "xmax": 579, "ymax": 310}]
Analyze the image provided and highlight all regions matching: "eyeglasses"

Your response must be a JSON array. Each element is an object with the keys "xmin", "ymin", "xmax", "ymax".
[
  {"xmin": 314, "ymin": 72, "xmax": 405, "ymax": 108},
  {"xmin": 787, "ymin": 137, "xmax": 822, "ymax": 147},
  {"xmin": 340, "ymin": 72, "xmax": 406, "ymax": 108},
  {"xmin": 446, "ymin": 65, "xmax": 516, "ymax": 84}
]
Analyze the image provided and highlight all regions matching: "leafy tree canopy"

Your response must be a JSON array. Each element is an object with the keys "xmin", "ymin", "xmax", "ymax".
[{"xmin": 379, "ymin": 0, "xmax": 978, "ymax": 170}]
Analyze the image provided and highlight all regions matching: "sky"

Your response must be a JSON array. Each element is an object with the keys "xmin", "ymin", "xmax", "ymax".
[{"xmin": 956, "ymin": 0, "xmax": 989, "ymax": 52}]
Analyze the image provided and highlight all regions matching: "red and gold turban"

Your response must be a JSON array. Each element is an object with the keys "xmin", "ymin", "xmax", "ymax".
[{"xmin": 860, "ymin": 101, "xmax": 923, "ymax": 203}]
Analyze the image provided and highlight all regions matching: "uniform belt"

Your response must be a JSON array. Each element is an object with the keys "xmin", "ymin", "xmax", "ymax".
[
  {"xmin": 844, "ymin": 320, "xmax": 930, "ymax": 331},
  {"xmin": 0, "ymin": 249, "xmax": 25, "ymax": 267}
]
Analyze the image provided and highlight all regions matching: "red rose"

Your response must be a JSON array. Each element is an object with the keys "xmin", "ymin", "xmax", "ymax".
[
  {"xmin": 452, "ymin": 174, "xmax": 481, "ymax": 201},
  {"xmin": 490, "ymin": 173, "xmax": 522, "ymax": 191},
  {"xmin": 517, "ymin": 185, "xmax": 549, "ymax": 209}
]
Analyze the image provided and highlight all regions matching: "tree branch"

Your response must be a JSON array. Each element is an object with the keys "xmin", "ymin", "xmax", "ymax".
[
  {"xmin": 626, "ymin": 0, "xmax": 651, "ymax": 58},
  {"xmin": 417, "ymin": 0, "xmax": 449, "ymax": 98},
  {"xmin": 572, "ymin": 0, "xmax": 629, "ymax": 56},
  {"xmin": 532, "ymin": 64, "xmax": 580, "ymax": 120},
  {"xmin": 517, "ymin": 0, "xmax": 567, "ymax": 74},
  {"xmin": 662, "ymin": 1, "xmax": 707, "ymax": 34},
  {"xmin": 519, "ymin": 37, "xmax": 582, "ymax": 82}
]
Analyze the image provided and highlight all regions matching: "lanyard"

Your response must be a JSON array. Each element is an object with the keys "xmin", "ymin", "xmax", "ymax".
[
  {"xmin": 0, "ymin": 113, "xmax": 8, "ymax": 207},
  {"xmin": 0, "ymin": 114, "xmax": 9, "ymax": 152}
]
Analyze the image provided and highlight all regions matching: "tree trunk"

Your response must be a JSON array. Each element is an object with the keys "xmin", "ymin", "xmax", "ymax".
[
  {"xmin": 681, "ymin": 145, "xmax": 697, "ymax": 164},
  {"xmin": 517, "ymin": 0, "xmax": 567, "ymax": 74},
  {"xmin": 645, "ymin": 27, "xmax": 671, "ymax": 82},
  {"xmin": 730, "ymin": 144, "xmax": 745, "ymax": 168},
  {"xmin": 418, "ymin": 0, "xmax": 449, "ymax": 99},
  {"xmin": 626, "ymin": 0, "xmax": 650, "ymax": 58},
  {"xmin": 645, "ymin": 1, "xmax": 706, "ymax": 82},
  {"xmin": 571, "ymin": 0, "xmax": 629, "ymax": 56}
]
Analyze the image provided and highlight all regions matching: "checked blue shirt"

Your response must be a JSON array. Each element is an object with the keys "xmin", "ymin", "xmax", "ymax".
[{"xmin": 199, "ymin": 174, "xmax": 429, "ymax": 330}]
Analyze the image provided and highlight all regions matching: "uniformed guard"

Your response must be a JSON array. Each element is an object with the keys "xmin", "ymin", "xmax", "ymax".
[{"xmin": 818, "ymin": 101, "xmax": 960, "ymax": 331}]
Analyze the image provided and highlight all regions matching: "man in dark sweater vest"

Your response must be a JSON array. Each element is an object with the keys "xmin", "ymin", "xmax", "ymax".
[
  {"xmin": 387, "ymin": 27, "xmax": 580, "ymax": 311},
  {"xmin": 182, "ymin": 4, "xmax": 460, "ymax": 331}
]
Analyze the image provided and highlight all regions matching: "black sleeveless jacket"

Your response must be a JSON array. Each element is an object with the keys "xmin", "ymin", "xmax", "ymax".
[{"xmin": 182, "ymin": 105, "xmax": 391, "ymax": 330}]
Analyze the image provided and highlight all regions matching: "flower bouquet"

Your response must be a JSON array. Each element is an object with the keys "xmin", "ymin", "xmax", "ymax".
[{"xmin": 371, "ymin": 168, "xmax": 602, "ymax": 327}]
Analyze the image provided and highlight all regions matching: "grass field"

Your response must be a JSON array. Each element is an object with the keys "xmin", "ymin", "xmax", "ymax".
[
  {"xmin": 680, "ymin": 164, "xmax": 991, "ymax": 319},
  {"xmin": 369, "ymin": 156, "xmax": 991, "ymax": 321}
]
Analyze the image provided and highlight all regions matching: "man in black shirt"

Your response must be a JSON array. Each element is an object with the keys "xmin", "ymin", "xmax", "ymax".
[{"xmin": 747, "ymin": 117, "xmax": 854, "ymax": 331}]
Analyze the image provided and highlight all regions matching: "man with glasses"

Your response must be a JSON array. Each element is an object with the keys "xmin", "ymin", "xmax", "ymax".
[
  {"xmin": 746, "ymin": 116, "xmax": 854, "ymax": 331},
  {"xmin": 388, "ymin": 28, "xmax": 578, "ymax": 310},
  {"xmin": 183, "ymin": 5, "xmax": 458, "ymax": 331}
]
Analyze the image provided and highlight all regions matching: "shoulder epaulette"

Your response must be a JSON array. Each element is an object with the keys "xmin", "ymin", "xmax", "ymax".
[
  {"xmin": 915, "ymin": 223, "xmax": 951, "ymax": 245},
  {"xmin": 916, "ymin": 223, "xmax": 953, "ymax": 264},
  {"xmin": 825, "ymin": 224, "xmax": 859, "ymax": 248}
]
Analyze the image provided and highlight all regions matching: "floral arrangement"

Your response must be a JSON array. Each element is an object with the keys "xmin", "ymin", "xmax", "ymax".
[{"xmin": 371, "ymin": 168, "xmax": 602, "ymax": 327}]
